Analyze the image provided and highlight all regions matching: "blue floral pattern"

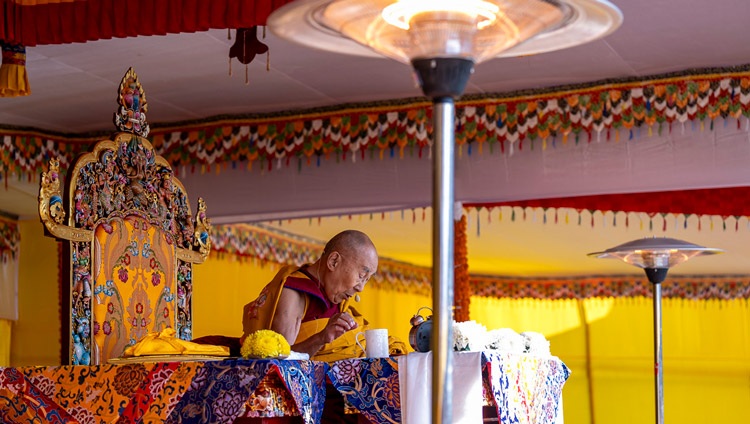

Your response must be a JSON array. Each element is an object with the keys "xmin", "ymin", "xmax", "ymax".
[
  {"xmin": 167, "ymin": 359, "xmax": 327, "ymax": 424},
  {"xmin": 328, "ymin": 357, "xmax": 401, "ymax": 424}
]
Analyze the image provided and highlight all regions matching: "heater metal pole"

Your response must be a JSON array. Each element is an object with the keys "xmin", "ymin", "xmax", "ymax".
[
  {"xmin": 431, "ymin": 97, "xmax": 455, "ymax": 424},
  {"xmin": 412, "ymin": 57, "xmax": 471, "ymax": 424},
  {"xmin": 653, "ymin": 282, "xmax": 664, "ymax": 424},
  {"xmin": 593, "ymin": 248, "xmax": 722, "ymax": 424}
]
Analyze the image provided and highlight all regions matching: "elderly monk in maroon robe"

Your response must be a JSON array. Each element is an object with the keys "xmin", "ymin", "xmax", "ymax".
[{"xmin": 241, "ymin": 229, "xmax": 407, "ymax": 361}]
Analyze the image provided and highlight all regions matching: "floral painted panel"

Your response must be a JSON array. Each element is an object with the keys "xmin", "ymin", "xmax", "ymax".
[{"xmin": 91, "ymin": 216, "xmax": 176, "ymax": 363}]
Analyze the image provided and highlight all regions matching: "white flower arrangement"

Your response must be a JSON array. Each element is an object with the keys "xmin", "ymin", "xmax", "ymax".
[
  {"xmin": 521, "ymin": 331, "xmax": 551, "ymax": 356},
  {"xmin": 450, "ymin": 321, "xmax": 552, "ymax": 356},
  {"xmin": 486, "ymin": 328, "xmax": 525, "ymax": 354},
  {"xmin": 452, "ymin": 320, "xmax": 488, "ymax": 352}
]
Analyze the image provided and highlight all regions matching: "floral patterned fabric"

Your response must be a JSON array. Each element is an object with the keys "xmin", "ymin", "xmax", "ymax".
[
  {"xmin": 91, "ymin": 216, "xmax": 176, "ymax": 364},
  {"xmin": 482, "ymin": 352, "xmax": 570, "ymax": 424},
  {"xmin": 328, "ymin": 353, "xmax": 569, "ymax": 424},
  {"xmin": 328, "ymin": 357, "xmax": 401, "ymax": 424},
  {"xmin": 0, "ymin": 359, "xmax": 328, "ymax": 424}
]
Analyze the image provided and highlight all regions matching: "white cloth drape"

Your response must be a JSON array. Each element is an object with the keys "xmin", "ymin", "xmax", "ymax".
[
  {"xmin": 397, "ymin": 351, "xmax": 484, "ymax": 424},
  {"xmin": 397, "ymin": 351, "xmax": 566, "ymax": 424}
]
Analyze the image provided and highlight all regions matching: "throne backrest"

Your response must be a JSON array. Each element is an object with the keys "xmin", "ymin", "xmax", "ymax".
[{"xmin": 39, "ymin": 68, "xmax": 210, "ymax": 365}]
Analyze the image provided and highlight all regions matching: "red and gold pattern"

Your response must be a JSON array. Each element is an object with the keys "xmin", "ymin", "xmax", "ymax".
[
  {"xmin": 0, "ymin": 358, "xmax": 327, "ymax": 424},
  {"xmin": 0, "ymin": 362, "xmax": 199, "ymax": 423},
  {"xmin": 0, "ymin": 0, "xmax": 297, "ymax": 47},
  {"xmin": 465, "ymin": 187, "xmax": 750, "ymax": 232},
  {"xmin": 454, "ymin": 215, "xmax": 471, "ymax": 322}
]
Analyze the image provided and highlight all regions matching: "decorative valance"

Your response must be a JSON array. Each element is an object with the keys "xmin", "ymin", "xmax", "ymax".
[
  {"xmin": 212, "ymin": 224, "xmax": 320, "ymax": 264},
  {"xmin": 0, "ymin": 0, "xmax": 294, "ymax": 47},
  {"xmin": 2, "ymin": 66, "xmax": 750, "ymax": 184},
  {"xmin": 0, "ymin": 216, "xmax": 19, "ymax": 261},
  {"xmin": 211, "ymin": 224, "xmax": 433, "ymax": 295},
  {"xmin": 0, "ymin": 66, "xmax": 750, "ymax": 184},
  {"xmin": 148, "ymin": 66, "xmax": 750, "ymax": 171},
  {"xmin": 464, "ymin": 186, "xmax": 750, "ymax": 232},
  {"xmin": 210, "ymin": 222, "xmax": 749, "ymax": 300},
  {"xmin": 471, "ymin": 275, "xmax": 750, "ymax": 301}
]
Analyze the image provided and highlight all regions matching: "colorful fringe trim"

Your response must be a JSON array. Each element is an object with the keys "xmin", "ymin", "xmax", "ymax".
[
  {"xmin": 210, "ymin": 224, "xmax": 432, "ymax": 295},
  {"xmin": 3, "ymin": 66, "xmax": 750, "ymax": 182},
  {"xmin": 471, "ymin": 274, "xmax": 750, "ymax": 301},
  {"xmin": 210, "ymin": 222, "xmax": 750, "ymax": 300}
]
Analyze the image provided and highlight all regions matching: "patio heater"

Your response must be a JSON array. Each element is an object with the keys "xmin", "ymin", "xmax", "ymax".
[
  {"xmin": 589, "ymin": 237, "xmax": 723, "ymax": 424},
  {"xmin": 269, "ymin": 1, "xmax": 622, "ymax": 422}
]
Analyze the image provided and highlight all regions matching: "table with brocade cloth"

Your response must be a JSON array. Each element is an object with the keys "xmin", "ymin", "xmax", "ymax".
[
  {"xmin": 328, "ymin": 351, "xmax": 570, "ymax": 424},
  {"xmin": 0, "ymin": 358, "xmax": 327, "ymax": 424}
]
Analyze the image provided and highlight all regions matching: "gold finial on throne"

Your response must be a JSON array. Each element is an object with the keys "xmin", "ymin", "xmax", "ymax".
[{"xmin": 114, "ymin": 67, "xmax": 150, "ymax": 137}]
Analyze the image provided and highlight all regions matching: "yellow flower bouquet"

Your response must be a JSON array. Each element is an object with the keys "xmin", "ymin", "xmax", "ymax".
[{"xmin": 241, "ymin": 329, "xmax": 291, "ymax": 359}]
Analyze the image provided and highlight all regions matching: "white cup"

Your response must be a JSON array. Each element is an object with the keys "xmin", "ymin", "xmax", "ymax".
[{"xmin": 355, "ymin": 328, "xmax": 389, "ymax": 358}]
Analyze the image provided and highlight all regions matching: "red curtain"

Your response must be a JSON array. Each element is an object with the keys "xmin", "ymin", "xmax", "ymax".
[
  {"xmin": 0, "ymin": 0, "xmax": 295, "ymax": 46},
  {"xmin": 464, "ymin": 186, "xmax": 750, "ymax": 219}
]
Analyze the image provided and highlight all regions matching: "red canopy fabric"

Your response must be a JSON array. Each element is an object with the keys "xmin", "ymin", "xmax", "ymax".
[
  {"xmin": 465, "ymin": 186, "xmax": 750, "ymax": 219},
  {"xmin": 0, "ymin": 0, "xmax": 294, "ymax": 46}
]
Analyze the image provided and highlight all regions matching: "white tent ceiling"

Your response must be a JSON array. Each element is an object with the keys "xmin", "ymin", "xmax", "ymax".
[{"xmin": 2, "ymin": 0, "xmax": 750, "ymax": 277}]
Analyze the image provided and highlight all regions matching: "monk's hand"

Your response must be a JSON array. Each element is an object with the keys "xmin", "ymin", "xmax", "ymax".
[{"xmin": 321, "ymin": 312, "xmax": 358, "ymax": 343}]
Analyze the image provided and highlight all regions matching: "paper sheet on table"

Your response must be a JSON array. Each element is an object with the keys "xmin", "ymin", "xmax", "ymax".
[{"xmin": 397, "ymin": 351, "xmax": 483, "ymax": 424}]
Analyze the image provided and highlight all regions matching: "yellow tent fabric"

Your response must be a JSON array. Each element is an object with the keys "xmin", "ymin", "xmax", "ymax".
[
  {"xmin": 0, "ymin": 319, "xmax": 10, "ymax": 366},
  {"xmin": 472, "ymin": 296, "xmax": 750, "ymax": 424},
  {"xmin": 11, "ymin": 221, "xmax": 59, "ymax": 366}
]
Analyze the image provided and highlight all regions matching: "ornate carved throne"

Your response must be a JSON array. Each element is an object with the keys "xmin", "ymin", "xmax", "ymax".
[{"xmin": 38, "ymin": 68, "xmax": 211, "ymax": 365}]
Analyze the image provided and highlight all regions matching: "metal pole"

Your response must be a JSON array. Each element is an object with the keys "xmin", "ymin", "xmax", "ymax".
[
  {"xmin": 653, "ymin": 282, "xmax": 664, "ymax": 424},
  {"xmin": 431, "ymin": 97, "xmax": 455, "ymax": 424}
]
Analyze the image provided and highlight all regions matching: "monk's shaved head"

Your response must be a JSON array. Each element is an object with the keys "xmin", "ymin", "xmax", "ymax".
[{"xmin": 323, "ymin": 230, "xmax": 376, "ymax": 258}]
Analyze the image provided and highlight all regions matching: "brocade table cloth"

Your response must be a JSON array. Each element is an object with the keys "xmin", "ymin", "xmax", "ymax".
[{"xmin": 0, "ymin": 358, "xmax": 327, "ymax": 424}]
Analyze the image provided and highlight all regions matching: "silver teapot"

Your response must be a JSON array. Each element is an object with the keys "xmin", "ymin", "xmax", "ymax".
[{"xmin": 408, "ymin": 307, "xmax": 433, "ymax": 352}]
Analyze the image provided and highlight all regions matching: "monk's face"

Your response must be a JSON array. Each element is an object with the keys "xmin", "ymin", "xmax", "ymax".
[{"xmin": 323, "ymin": 247, "xmax": 378, "ymax": 304}]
